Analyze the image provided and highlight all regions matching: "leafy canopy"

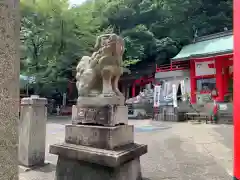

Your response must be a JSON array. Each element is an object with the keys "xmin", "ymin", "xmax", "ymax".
[{"xmin": 20, "ymin": 0, "xmax": 232, "ymax": 94}]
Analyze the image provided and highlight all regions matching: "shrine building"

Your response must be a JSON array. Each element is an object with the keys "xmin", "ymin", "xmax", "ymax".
[
  {"xmin": 155, "ymin": 30, "xmax": 233, "ymax": 104},
  {"xmin": 119, "ymin": 62, "xmax": 155, "ymax": 100}
]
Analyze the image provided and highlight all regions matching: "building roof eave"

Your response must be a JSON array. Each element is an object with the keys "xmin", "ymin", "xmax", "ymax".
[
  {"xmin": 172, "ymin": 49, "xmax": 233, "ymax": 62},
  {"xmin": 171, "ymin": 31, "xmax": 233, "ymax": 61}
]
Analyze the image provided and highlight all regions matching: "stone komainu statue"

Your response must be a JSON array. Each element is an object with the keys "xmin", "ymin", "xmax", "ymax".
[{"xmin": 76, "ymin": 34, "xmax": 125, "ymax": 97}]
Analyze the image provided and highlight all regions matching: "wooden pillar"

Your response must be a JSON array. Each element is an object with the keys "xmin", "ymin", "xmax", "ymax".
[
  {"xmin": 223, "ymin": 66, "xmax": 229, "ymax": 94},
  {"xmin": 234, "ymin": 0, "xmax": 240, "ymax": 177},
  {"xmin": 190, "ymin": 60, "xmax": 196, "ymax": 103},
  {"xmin": 132, "ymin": 83, "xmax": 136, "ymax": 97},
  {"xmin": 0, "ymin": 0, "xmax": 19, "ymax": 179},
  {"xmin": 67, "ymin": 80, "xmax": 74, "ymax": 98},
  {"xmin": 215, "ymin": 58, "xmax": 224, "ymax": 102}
]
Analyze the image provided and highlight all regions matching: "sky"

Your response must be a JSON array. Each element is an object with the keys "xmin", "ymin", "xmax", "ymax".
[{"xmin": 69, "ymin": 0, "xmax": 86, "ymax": 6}]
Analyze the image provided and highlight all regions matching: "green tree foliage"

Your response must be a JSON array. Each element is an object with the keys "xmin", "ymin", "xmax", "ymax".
[
  {"xmin": 98, "ymin": 0, "xmax": 232, "ymax": 64},
  {"xmin": 20, "ymin": 0, "xmax": 232, "ymax": 94},
  {"xmin": 20, "ymin": 0, "xmax": 98, "ymax": 93}
]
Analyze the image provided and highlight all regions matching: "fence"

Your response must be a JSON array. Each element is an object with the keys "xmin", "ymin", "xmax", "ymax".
[
  {"xmin": 155, "ymin": 61, "xmax": 190, "ymax": 72},
  {"xmin": 154, "ymin": 104, "xmax": 185, "ymax": 122}
]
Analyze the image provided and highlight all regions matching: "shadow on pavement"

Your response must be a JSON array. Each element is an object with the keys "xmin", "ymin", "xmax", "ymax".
[
  {"xmin": 47, "ymin": 115, "xmax": 71, "ymax": 124},
  {"xmin": 34, "ymin": 164, "xmax": 56, "ymax": 173}
]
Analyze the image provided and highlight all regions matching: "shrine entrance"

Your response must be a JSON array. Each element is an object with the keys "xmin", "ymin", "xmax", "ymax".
[{"xmin": 171, "ymin": 30, "xmax": 233, "ymax": 104}]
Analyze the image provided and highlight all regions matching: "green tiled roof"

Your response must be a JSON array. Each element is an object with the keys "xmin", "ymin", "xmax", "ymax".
[{"xmin": 172, "ymin": 31, "xmax": 233, "ymax": 61}]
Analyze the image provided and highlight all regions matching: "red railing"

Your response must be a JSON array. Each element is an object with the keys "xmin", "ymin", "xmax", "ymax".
[
  {"xmin": 155, "ymin": 60, "xmax": 190, "ymax": 72},
  {"xmin": 134, "ymin": 75, "xmax": 154, "ymax": 85}
]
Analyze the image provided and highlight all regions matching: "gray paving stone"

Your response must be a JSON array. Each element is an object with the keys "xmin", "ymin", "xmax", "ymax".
[{"xmin": 19, "ymin": 118, "xmax": 232, "ymax": 180}]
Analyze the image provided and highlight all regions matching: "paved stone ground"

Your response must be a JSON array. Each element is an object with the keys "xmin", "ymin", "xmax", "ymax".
[{"xmin": 19, "ymin": 118, "xmax": 232, "ymax": 180}]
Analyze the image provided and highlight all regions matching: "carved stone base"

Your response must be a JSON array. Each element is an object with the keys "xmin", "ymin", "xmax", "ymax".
[
  {"xmin": 72, "ymin": 105, "xmax": 128, "ymax": 126},
  {"xmin": 54, "ymin": 157, "xmax": 142, "ymax": 180},
  {"xmin": 49, "ymin": 143, "xmax": 147, "ymax": 167},
  {"xmin": 50, "ymin": 143, "xmax": 147, "ymax": 180},
  {"xmin": 65, "ymin": 124, "xmax": 134, "ymax": 150}
]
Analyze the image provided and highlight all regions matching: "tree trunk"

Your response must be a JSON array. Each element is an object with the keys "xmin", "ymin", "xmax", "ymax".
[{"xmin": 0, "ymin": 0, "xmax": 19, "ymax": 179}]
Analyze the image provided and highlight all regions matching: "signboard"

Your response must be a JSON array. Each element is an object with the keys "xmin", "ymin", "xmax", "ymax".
[
  {"xmin": 172, "ymin": 84, "xmax": 178, "ymax": 107},
  {"xmin": 195, "ymin": 61, "xmax": 215, "ymax": 76},
  {"xmin": 153, "ymin": 85, "xmax": 161, "ymax": 107},
  {"xmin": 180, "ymin": 80, "xmax": 186, "ymax": 101},
  {"xmin": 219, "ymin": 104, "xmax": 228, "ymax": 111},
  {"xmin": 163, "ymin": 81, "xmax": 169, "ymax": 97}
]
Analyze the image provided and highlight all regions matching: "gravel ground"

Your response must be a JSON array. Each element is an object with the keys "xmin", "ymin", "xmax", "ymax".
[{"xmin": 19, "ymin": 118, "xmax": 232, "ymax": 180}]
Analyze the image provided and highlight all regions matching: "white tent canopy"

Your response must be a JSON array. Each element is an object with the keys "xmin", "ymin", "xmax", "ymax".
[{"xmin": 20, "ymin": 75, "xmax": 35, "ymax": 89}]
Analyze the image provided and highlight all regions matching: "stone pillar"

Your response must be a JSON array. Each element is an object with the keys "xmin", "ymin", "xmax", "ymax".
[
  {"xmin": 19, "ymin": 95, "xmax": 48, "ymax": 167},
  {"xmin": 50, "ymin": 96, "xmax": 147, "ymax": 180},
  {"xmin": 0, "ymin": 0, "xmax": 19, "ymax": 179}
]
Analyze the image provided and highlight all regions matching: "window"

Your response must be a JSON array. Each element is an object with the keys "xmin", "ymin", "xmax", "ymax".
[{"xmin": 197, "ymin": 78, "xmax": 216, "ymax": 92}]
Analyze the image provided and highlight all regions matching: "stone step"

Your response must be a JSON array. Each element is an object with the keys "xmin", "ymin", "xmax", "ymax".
[
  {"xmin": 65, "ymin": 124, "xmax": 134, "ymax": 150},
  {"xmin": 49, "ymin": 142, "xmax": 147, "ymax": 168},
  {"xmin": 77, "ymin": 96, "xmax": 124, "ymax": 106},
  {"xmin": 55, "ymin": 157, "xmax": 142, "ymax": 180}
]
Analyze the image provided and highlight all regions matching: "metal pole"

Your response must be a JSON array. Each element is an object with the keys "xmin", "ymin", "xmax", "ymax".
[{"xmin": 26, "ymin": 82, "xmax": 29, "ymax": 96}]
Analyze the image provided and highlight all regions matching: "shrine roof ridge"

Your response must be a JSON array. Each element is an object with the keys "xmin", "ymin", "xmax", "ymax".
[
  {"xmin": 195, "ymin": 30, "xmax": 233, "ymax": 43},
  {"xmin": 172, "ymin": 30, "xmax": 233, "ymax": 61}
]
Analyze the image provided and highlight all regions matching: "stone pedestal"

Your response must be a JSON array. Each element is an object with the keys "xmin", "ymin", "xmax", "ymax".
[
  {"xmin": 54, "ymin": 156, "xmax": 142, "ymax": 180},
  {"xmin": 19, "ymin": 95, "xmax": 47, "ymax": 167},
  {"xmin": 50, "ymin": 96, "xmax": 147, "ymax": 180},
  {"xmin": 65, "ymin": 124, "xmax": 134, "ymax": 149},
  {"xmin": 51, "ymin": 144, "xmax": 146, "ymax": 180},
  {"xmin": 72, "ymin": 105, "xmax": 128, "ymax": 126}
]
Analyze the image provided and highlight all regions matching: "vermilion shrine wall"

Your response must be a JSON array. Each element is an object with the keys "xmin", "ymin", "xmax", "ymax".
[
  {"xmin": 189, "ymin": 54, "xmax": 233, "ymax": 104},
  {"xmin": 119, "ymin": 54, "xmax": 233, "ymax": 103}
]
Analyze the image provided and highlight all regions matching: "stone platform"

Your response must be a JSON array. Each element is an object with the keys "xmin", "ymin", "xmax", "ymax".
[
  {"xmin": 65, "ymin": 124, "xmax": 134, "ymax": 150},
  {"xmin": 49, "ymin": 143, "xmax": 147, "ymax": 167},
  {"xmin": 54, "ymin": 157, "xmax": 142, "ymax": 180},
  {"xmin": 50, "ymin": 143, "xmax": 147, "ymax": 180}
]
